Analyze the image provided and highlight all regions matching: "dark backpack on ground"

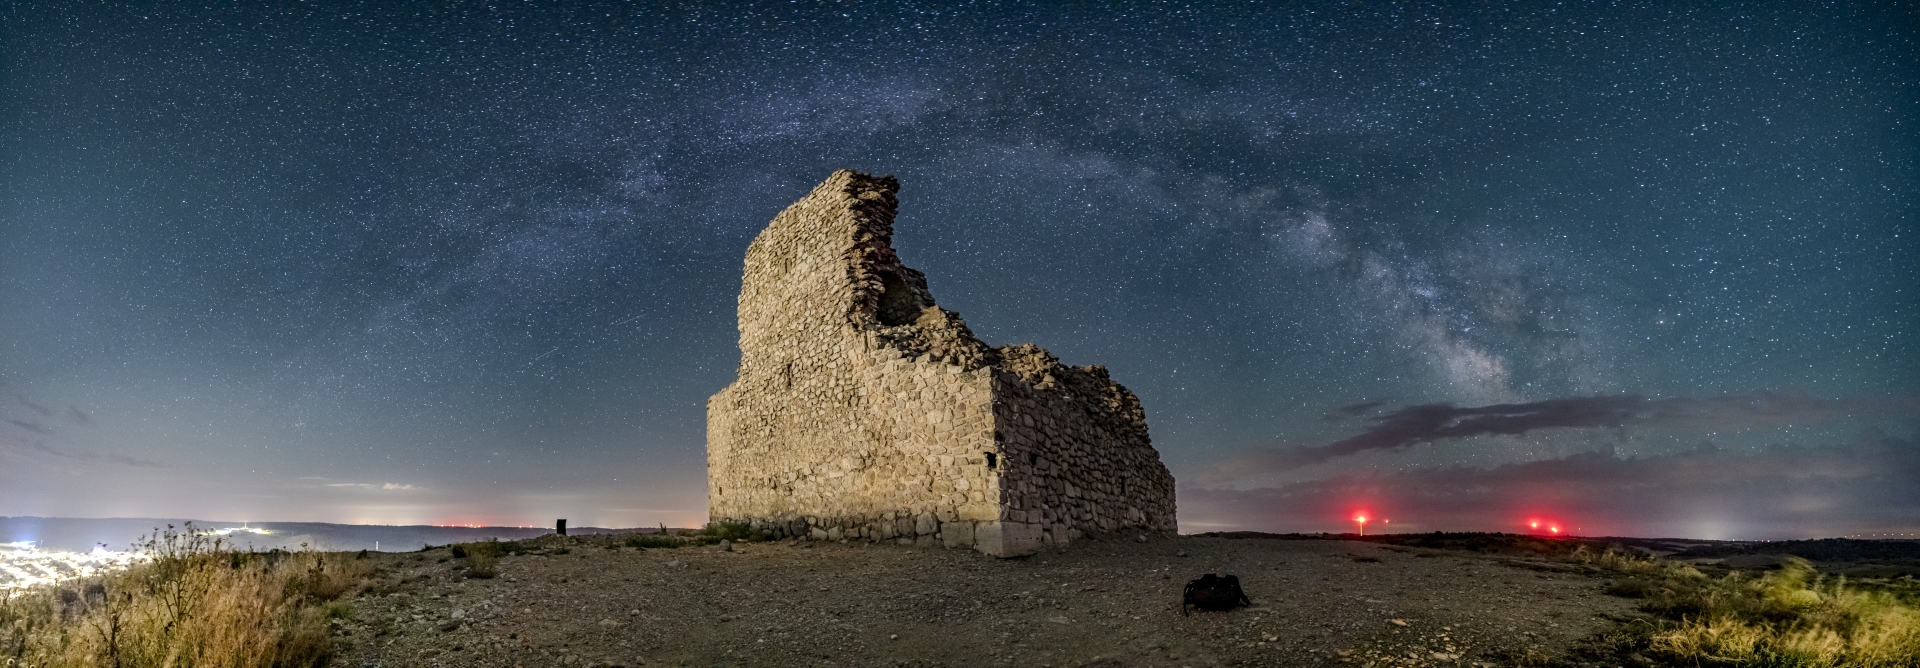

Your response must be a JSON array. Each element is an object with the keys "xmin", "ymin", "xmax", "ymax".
[{"xmin": 1182, "ymin": 573, "xmax": 1251, "ymax": 615}]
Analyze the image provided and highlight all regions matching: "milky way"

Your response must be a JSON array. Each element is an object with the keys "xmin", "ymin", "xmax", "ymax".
[{"xmin": 2, "ymin": 3, "xmax": 1914, "ymax": 538}]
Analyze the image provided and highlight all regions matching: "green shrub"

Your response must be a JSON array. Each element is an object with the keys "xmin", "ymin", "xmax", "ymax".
[
  {"xmin": 321, "ymin": 600, "xmax": 356, "ymax": 620},
  {"xmin": 701, "ymin": 522, "xmax": 758, "ymax": 541},
  {"xmin": 452, "ymin": 540, "xmax": 501, "ymax": 578},
  {"xmin": 1604, "ymin": 577, "xmax": 1657, "ymax": 598},
  {"xmin": 625, "ymin": 534, "xmax": 681, "ymax": 549}
]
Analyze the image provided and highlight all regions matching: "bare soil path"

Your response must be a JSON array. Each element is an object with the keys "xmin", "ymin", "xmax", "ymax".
[{"xmin": 337, "ymin": 534, "xmax": 1641, "ymax": 667}]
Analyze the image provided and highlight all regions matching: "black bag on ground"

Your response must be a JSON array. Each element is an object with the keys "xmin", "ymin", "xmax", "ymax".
[{"xmin": 1182, "ymin": 573, "xmax": 1251, "ymax": 615}]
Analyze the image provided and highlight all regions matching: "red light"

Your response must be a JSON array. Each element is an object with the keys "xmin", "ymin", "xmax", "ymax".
[{"xmin": 1522, "ymin": 517, "xmax": 1570, "ymax": 537}]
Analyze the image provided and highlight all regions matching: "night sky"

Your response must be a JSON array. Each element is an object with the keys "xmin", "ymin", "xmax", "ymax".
[{"xmin": 3, "ymin": 3, "xmax": 1914, "ymax": 540}]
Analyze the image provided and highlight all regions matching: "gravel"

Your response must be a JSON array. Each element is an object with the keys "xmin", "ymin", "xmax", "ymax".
[{"xmin": 335, "ymin": 534, "xmax": 1640, "ymax": 667}]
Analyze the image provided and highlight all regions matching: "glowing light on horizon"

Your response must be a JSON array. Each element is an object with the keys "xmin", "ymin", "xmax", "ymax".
[
  {"xmin": 203, "ymin": 527, "xmax": 274, "ymax": 537},
  {"xmin": 1, "ymin": 542, "xmax": 146, "ymax": 590}
]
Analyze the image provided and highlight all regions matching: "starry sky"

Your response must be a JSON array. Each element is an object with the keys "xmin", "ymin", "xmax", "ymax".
[{"xmin": 2, "ymin": 2, "xmax": 1915, "ymax": 540}]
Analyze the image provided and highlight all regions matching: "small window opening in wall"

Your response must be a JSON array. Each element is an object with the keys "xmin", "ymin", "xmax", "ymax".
[
  {"xmin": 985, "ymin": 452, "xmax": 997, "ymax": 469},
  {"xmin": 1028, "ymin": 453, "xmax": 1038, "ymax": 466}
]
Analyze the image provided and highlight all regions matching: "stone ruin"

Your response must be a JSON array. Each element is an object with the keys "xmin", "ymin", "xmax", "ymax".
[{"xmin": 706, "ymin": 170, "xmax": 1177, "ymax": 557}]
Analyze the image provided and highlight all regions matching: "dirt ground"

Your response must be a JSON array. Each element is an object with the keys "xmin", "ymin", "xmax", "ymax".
[{"xmin": 335, "ymin": 534, "xmax": 1645, "ymax": 668}]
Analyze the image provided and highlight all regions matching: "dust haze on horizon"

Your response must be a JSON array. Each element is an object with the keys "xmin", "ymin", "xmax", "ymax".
[{"xmin": 2, "ymin": 3, "xmax": 1914, "ymax": 541}]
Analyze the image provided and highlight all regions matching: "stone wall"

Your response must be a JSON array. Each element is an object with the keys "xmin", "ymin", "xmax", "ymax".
[
  {"xmin": 707, "ymin": 170, "xmax": 1175, "ymax": 556},
  {"xmin": 989, "ymin": 345, "xmax": 1177, "ymax": 546}
]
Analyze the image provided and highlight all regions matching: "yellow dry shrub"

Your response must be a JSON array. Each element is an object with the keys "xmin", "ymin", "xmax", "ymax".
[
  {"xmin": 0, "ymin": 524, "xmax": 374, "ymax": 668},
  {"xmin": 1646, "ymin": 558, "xmax": 1920, "ymax": 668}
]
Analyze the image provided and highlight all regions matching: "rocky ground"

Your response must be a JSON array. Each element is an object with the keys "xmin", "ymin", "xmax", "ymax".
[{"xmin": 334, "ymin": 533, "xmax": 1649, "ymax": 668}]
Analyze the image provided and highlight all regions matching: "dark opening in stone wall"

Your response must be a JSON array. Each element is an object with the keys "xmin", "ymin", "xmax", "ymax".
[{"xmin": 875, "ymin": 271, "xmax": 922, "ymax": 326}]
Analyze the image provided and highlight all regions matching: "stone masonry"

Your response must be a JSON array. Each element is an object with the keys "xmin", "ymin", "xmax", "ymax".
[{"xmin": 707, "ymin": 170, "xmax": 1176, "ymax": 557}]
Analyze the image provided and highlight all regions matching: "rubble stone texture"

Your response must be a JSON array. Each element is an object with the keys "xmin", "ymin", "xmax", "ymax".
[{"xmin": 707, "ymin": 170, "xmax": 1177, "ymax": 557}]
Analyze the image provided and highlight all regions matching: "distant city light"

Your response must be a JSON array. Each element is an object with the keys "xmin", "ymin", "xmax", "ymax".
[
  {"xmin": 203, "ymin": 526, "xmax": 274, "ymax": 537},
  {"xmin": 0, "ymin": 542, "xmax": 146, "ymax": 590}
]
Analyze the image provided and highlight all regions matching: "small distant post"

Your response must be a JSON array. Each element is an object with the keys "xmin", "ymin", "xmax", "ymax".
[{"xmin": 556, "ymin": 519, "xmax": 568, "ymax": 536}]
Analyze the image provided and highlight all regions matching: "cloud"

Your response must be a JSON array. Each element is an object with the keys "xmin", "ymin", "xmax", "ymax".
[
  {"xmin": 16, "ymin": 396, "xmax": 51, "ymax": 416},
  {"xmin": 324, "ymin": 482, "xmax": 420, "ymax": 491},
  {"xmin": 1181, "ymin": 433, "xmax": 1920, "ymax": 539},
  {"xmin": 100, "ymin": 453, "xmax": 170, "ymax": 468},
  {"xmin": 0, "ymin": 432, "xmax": 169, "ymax": 468},
  {"xmin": 1327, "ymin": 401, "xmax": 1386, "ymax": 418},
  {"xmin": 1216, "ymin": 392, "xmax": 1917, "ymax": 475},
  {"xmin": 1, "ymin": 393, "xmax": 159, "ymax": 467},
  {"xmin": 6, "ymin": 419, "xmax": 53, "ymax": 435}
]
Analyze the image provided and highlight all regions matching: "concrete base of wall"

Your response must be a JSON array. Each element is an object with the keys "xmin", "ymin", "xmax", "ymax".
[{"xmin": 973, "ymin": 521, "xmax": 1042, "ymax": 557}]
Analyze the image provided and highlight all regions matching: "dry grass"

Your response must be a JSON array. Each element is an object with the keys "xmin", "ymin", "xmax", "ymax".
[
  {"xmin": 451, "ymin": 541, "xmax": 500, "ymax": 579},
  {"xmin": 0, "ymin": 523, "xmax": 375, "ymax": 668},
  {"xmin": 1574, "ymin": 548, "xmax": 1920, "ymax": 667}
]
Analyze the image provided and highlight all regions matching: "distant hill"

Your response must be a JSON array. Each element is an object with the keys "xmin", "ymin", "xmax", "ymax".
[
  {"xmin": 1, "ymin": 517, "xmax": 668, "ymax": 553},
  {"xmin": 1194, "ymin": 531, "xmax": 1920, "ymax": 577}
]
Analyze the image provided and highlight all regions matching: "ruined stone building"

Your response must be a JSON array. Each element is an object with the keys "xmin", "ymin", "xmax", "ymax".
[{"xmin": 706, "ymin": 170, "xmax": 1176, "ymax": 557}]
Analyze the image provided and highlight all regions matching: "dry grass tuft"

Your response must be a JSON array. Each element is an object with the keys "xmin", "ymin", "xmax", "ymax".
[
  {"xmin": 1575, "ymin": 548, "xmax": 1920, "ymax": 667},
  {"xmin": 452, "ymin": 540, "xmax": 501, "ymax": 579},
  {"xmin": 0, "ymin": 523, "xmax": 376, "ymax": 668}
]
